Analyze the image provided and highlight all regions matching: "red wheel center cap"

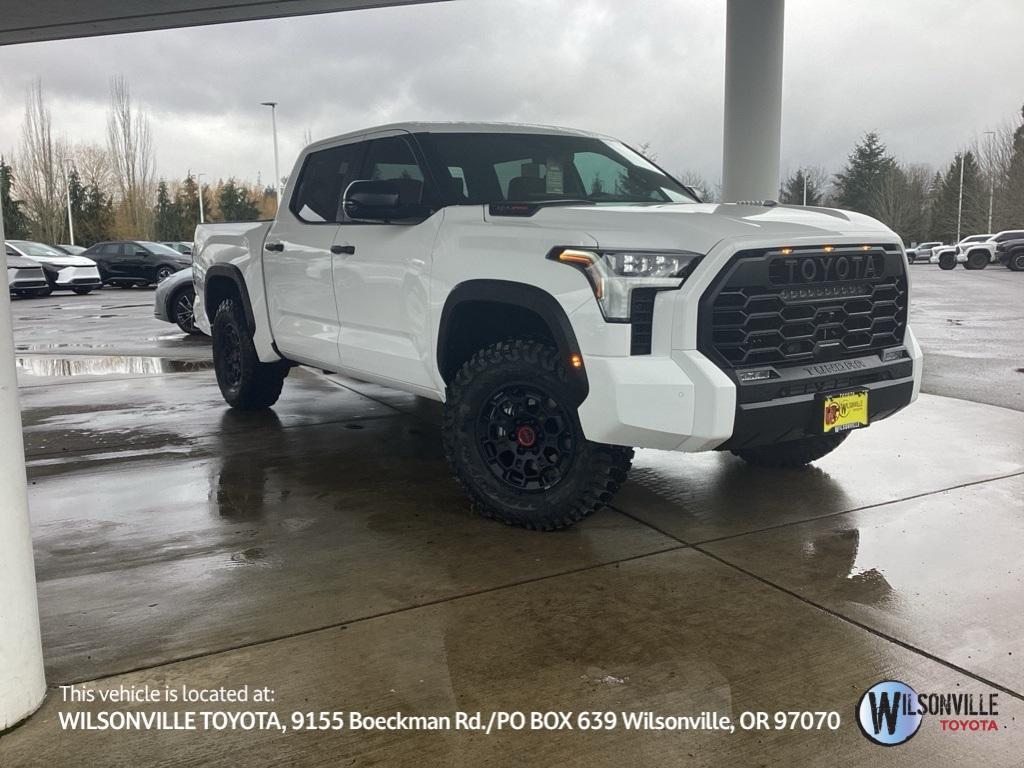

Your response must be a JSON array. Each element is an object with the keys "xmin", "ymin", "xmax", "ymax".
[{"xmin": 515, "ymin": 425, "xmax": 537, "ymax": 447}]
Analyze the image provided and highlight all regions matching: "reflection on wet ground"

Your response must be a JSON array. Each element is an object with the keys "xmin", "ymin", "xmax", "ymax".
[
  {"xmin": 2, "ymin": 282, "xmax": 1023, "ymax": 765},
  {"xmin": 16, "ymin": 355, "xmax": 214, "ymax": 378}
]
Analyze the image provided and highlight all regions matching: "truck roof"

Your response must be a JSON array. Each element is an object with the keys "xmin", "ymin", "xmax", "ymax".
[{"xmin": 308, "ymin": 121, "xmax": 612, "ymax": 149}]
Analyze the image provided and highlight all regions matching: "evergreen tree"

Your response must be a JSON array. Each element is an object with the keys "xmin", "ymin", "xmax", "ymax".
[
  {"xmin": 66, "ymin": 167, "xmax": 86, "ymax": 243},
  {"xmin": 833, "ymin": 132, "xmax": 897, "ymax": 216},
  {"xmin": 931, "ymin": 152, "xmax": 987, "ymax": 244},
  {"xmin": 175, "ymin": 176, "xmax": 209, "ymax": 240},
  {"xmin": 0, "ymin": 155, "xmax": 31, "ymax": 238},
  {"xmin": 996, "ymin": 104, "xmax": 1024, "ymax": 230},
  {"xmin": 216, "ymin": 178, "xmax": 259, "ymax": 222},
  {"xmin": 78, "ymin": 183, "xmax": 115, "ymax": 246},
  {"xmin": 153, "ymin": 180, "xmax": 181, "ymax": 240},
  {"xmin": 780, "ymin": 169, "xmax": 822, "ymax": 206}
]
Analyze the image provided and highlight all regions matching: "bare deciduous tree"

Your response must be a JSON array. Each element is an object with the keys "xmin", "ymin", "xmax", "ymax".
[
  {"xmin": 74, "ymin": 142, "xmax": 114, "ymax": 196},
  {"xmin": 107, "ymin": 75, "xmax": 155, "ymax": 238},
  {"xmin": 18, "ymin": 79, "xmax": 69, "ymax": 242}
]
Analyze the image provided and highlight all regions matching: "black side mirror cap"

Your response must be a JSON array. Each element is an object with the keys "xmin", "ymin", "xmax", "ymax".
[{"xmin": 343, "ymin": 179, "xmax": 430, "ymax": 223}]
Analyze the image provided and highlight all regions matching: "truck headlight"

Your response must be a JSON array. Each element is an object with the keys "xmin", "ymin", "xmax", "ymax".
[{"xmin": 549, "ymin": 247, "xmax": 703, "ymax": 320}]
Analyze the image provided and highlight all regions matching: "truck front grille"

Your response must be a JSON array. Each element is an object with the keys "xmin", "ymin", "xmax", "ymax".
[{"xmin": 699, "ymin": 245, "xmax": 908, "ymax": 368}]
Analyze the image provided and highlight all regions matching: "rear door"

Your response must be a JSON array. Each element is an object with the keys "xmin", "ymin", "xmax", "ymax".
[
  {"xmin": 332, "ymin": 133, "xmax": 442, "ymax": 388},
  {"xmin": 263, "ymin": 140, "xmax": 365, "ymax": 367}
]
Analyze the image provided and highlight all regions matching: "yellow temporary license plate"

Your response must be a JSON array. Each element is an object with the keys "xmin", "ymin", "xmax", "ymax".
[{"xmin": 823, "ymin": 391, "xmax": 869, "ymax": 433}]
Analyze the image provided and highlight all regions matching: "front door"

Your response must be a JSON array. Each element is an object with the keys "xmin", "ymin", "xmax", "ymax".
[
  {"xmin": 333, "ymin": 134, "xmax": 441, "ymax": 389},
  {"xmin": 263, "ymin": 140, "xmax": 365, "ymax": 368}
]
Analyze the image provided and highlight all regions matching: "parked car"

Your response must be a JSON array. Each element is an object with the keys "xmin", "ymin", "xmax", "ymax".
[
  {"xmin": 905, "ymin": 241, "xmax": 943, "ymax": 264},
  {"xmin": 6, "ymin": 251, "xmax": 50, "ymax": 297},
  {"xmin": 81, "ymin": 240, "xmax": 192, "ymax": 287},
  {"xmin": 994, "ymin": 236, "xmax": 1024, "ymax": 271},
  {"xmin": 932, "ymin": 235, "xmax": 992, "ymax": 269},
  {"xmin": 153, "ymin": 267, "xmax": 202, "ymax": 334},
  {"xmin": 4, "ymin": 240, "xmax": 103, "ymax": 294},
  {"xmin": 161, "ymin": 241, "xmax": 194, "ymax": 255},
  {"xmin": 934, "ymin": 231, "xmax": 1024, "ymax": 269},
  {"xmin": 52, "ymin": 244, "xmax": 87, "ymax": 255},
  {"xmin": 193, "ymin": 121, "xmax": 922, "ymax": 531}
]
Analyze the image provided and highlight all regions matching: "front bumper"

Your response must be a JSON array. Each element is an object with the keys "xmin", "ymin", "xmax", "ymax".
[
  {"xmin": 42, "ymin": 264, "xmax": 103, "ymax": 289},
  {"xmin": 8, "ymin": 267, "xmax": 50, "ymax": 293},
  {"xmin": 577, "ymin": 328, "xmax": 921, "ymax": 451}
]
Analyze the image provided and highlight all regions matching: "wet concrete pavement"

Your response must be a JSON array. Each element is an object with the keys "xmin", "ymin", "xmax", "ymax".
[{"xmin": 2, "ymin": 268, "xmax": 1023, "ymax": 765}]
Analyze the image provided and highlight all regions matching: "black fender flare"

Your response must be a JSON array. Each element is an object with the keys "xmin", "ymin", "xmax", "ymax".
[
  {"xmin": 204, "ymin": 264, "xmax": 256, "ymax": 333},
  {"xmin": 437, "ymin": 279, "xmax": 588, "ymax": 401}
]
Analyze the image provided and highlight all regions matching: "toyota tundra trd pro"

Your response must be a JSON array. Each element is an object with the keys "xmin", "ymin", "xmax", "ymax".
[{"xmin": 193, "ymin": 123, "xmax": 922, "ymax": 530}]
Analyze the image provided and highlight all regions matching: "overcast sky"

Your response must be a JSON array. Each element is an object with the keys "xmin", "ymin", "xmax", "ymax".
[{"xmin": 1, "ymin": 0, "xmax": 1021, "ymax": 190}]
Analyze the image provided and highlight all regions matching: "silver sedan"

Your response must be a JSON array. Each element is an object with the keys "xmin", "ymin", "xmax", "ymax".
[{"xmin": 154, "ymin": 267, "xmax": 203, "ymax": 334}]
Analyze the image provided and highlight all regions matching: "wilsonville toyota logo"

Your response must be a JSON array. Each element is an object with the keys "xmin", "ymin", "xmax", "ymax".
[
  {"xmin": 857, "ymin": 681, "xmax": 923, "ymax": 746},
  {"xmin": 856, "ymin": 680, "xmax": 1002, "ymax": 746}
]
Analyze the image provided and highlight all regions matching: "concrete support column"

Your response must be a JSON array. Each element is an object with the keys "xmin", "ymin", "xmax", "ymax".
[
  {"xmin": 0, "ymin": 204, "xmax": 46, "ymax": 730},
  {"xmin": 721, "ymin": 0, "xmax": 785, "ymax": 202}
]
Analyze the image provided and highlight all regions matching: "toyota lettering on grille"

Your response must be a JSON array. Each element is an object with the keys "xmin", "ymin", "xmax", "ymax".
[{"xmin": 769, "ymin": 252, "xmax": 885, "ymax": 285}]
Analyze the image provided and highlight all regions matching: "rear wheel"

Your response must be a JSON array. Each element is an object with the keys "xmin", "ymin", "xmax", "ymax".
[
  {"xmin": 732, "ymin": 431, "xmax": 850, "ymax": 468},
  {"xmin": 964, "ymin": 250, "xmax": 989, "ymax": 270},
  {"xmin": 172, "ymin": 286, "xmax": 201, "ymax": 334},
  {"xmin": 155, "ymin": 265, "xmax": 176, "ymax": 282},
  {"xmin": 938, "ymin": 252, "xmax": 957, "ymax": 270},
  {"xmin": 72, "ymin": 287, "xmax": 93, "ymax": 295},
  {"xmin": 212, "ymin": 298, "xmax": 289, "ymax": 409},
  {"xmin": 443, "ymin": 339, "xmax": 632, "ymax": 530},
  {"xmin": 1008, "ymin": 251, "xmax": 1024, "ymax": 272}
]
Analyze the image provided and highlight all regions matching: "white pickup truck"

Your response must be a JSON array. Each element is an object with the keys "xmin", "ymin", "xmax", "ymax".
[{"xmin": 193, "ymin": 122, "xmax": 922, "ymax": 530}]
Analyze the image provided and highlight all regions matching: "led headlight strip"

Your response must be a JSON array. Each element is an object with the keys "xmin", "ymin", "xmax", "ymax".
[{"xmin": 549, "ymin": 247, "xmax": 704, "ymax": 321}]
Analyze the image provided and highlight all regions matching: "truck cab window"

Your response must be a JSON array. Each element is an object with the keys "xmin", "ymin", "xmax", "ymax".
[
  {"xmin": 291, "ymin": 143, "xmax": 363, "ymax": 223},
  {"xmin": 361, "ymin": 136, "xmax": 431, "ymax": 207}
]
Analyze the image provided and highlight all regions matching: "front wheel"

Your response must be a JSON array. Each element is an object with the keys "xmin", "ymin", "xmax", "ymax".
[
  {"xmin": 964, "ymin": 251, "xmax": 989, "ymax": 270},
  {"xmin": 938, "ymin": 252, "xmax": 957, "ymax": 270},
  {"xmin": 443, "ymin": 339, "xmax": 633, "ymax": 530},
  {"xmin": 732, "ymin": 431, "xmax": 850, "ymax": 468},
  {"xmin": 212, "ymin": 298, "xmax": 289, "ymax": 409},
  {"xmin": 73, "ymin": 287, "xmax": 93, "ymax": 295},
  {"xmin": 155, "ymin": 265, "xmax": 177, "ymax": 282},
  {"xmin": 1008, "ymin": 251, "xmax": 1024, "ymax": 272},
  {"xmin": 30, "ymin": 286, "xmax": 52, "ymax": 297}
]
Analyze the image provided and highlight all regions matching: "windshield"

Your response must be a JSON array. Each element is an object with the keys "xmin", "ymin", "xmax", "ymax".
[
  {"xmin": 139, "ymin": 241, "xmax": 188, "ymax": 257},
  {"xmin": 416, "ymin": 132, "xmax": 697, "ymax": 206},
  {"xmin": 10, "ymin": 241, "xmax": 65, "ymax": 257}
]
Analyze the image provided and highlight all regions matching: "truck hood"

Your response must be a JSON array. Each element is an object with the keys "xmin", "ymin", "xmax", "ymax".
[{"xmin": 494, "ymin": 202, "xmax": 898, "ymax": 253}]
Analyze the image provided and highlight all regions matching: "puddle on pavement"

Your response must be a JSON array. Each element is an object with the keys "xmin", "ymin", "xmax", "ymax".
[
  {"xmin": 16, "ymin": 342, "xmax": 115, "ymax": 351},
  {"xmin": 16, "ymin": 355, "xmax": 214, "ymax": 378}
]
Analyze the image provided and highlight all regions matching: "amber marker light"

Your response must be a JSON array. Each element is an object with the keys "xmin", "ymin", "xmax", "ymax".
[
  {"xmin": 861, "ymin": 245, "xmax": 871, "ymax": 251},
  {"xmin": 569, "ymin": 354, "xmax": 583, "ymax": 369},
  {"xmin": 780, "ymin": 247, "xmax": 793, "ymax": 255},
  {"xmin": 823, "ymin": 245, "xmax": 835, "ymax": 252}
]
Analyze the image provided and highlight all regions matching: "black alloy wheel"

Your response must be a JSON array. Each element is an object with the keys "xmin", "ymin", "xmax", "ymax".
[
  {"xmin": 475, "ymin": 382, "xmax": 578, "ymax": 491},
  {"xmin": 155, "ymin": 266, "xmax": 175, "ymax": 282}
]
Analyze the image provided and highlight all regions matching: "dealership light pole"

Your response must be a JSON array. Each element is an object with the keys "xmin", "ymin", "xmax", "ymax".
[
  {"xmin": 261, "ymin": 102, "xmax": 282, "ymax": 211},
  {"xmin": 196, "ymin": 172, "xmax": 206, "ymax": 224},
  {"xmin": 64, "ymin": 163, "xmax": 75, "ymax": 246},
  {"xmin": 956, "ymin": 152, "xmax": 965, "ymax": 243},
  {"xmin": 984, "ymin": 130, "xmax": 995, "ymax": 233},
  {"xmin": 0, "ymin": 193, "xmax": 47, "ymax": 730}
]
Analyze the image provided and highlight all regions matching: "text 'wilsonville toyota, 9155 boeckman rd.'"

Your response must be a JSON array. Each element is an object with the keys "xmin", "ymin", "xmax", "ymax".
[{"xmin": 192, "ymin": 122, "xmax": 923, "ymax": 530}]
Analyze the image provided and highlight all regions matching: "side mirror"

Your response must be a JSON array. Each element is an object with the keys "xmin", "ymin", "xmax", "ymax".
[{"xmin": 343, "ymin": 179, "xmax": 430, "ymax": 223}]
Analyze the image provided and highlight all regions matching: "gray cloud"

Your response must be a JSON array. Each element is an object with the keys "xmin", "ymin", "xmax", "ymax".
[{"xmin": 1, "ymin": 0, "xmax": 1021, "ymax": 190}]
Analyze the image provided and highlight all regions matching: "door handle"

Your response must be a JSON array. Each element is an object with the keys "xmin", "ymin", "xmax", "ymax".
[
  {"xmin": 331, "ymin": 245, "xmax": 355, "ymax": 255},
  {"xmin": 265, "ymin": 242, "xmax": 284, "ymax": 252}
]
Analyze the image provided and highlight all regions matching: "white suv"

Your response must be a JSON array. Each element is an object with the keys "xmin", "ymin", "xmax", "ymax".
[{"xmin": 194, "ymin": 123, "xmax": 922, "ymax": 530}]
